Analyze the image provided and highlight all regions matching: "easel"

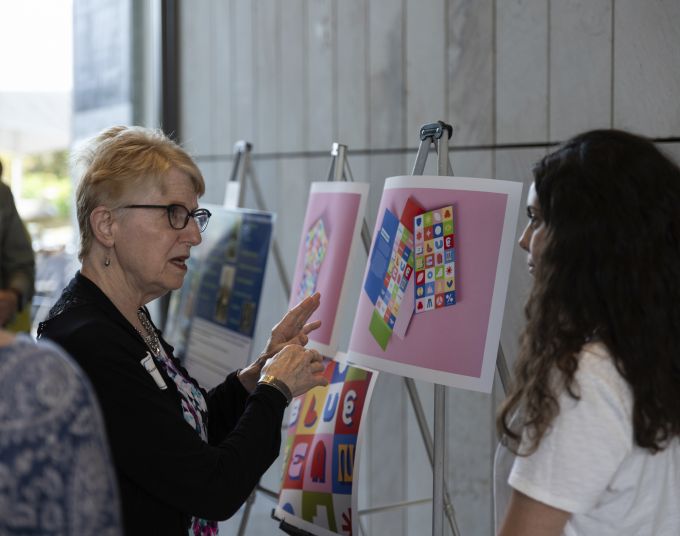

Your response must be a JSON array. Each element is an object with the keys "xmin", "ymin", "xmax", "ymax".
[
  {"xmin": 325, "ymin": 130, "xmax": 460, "ymax": 536},
  {"xmin": 327, "ymin": 121, "xmax": 513, "ymax": 536}
]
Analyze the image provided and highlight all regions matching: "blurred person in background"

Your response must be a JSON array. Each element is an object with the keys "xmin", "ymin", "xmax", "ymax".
[
  {"xmin": 0, "ymin": 159, "xmax": 35, "ymax": 332},
  {"xmin": 0, "ymin": 328, "xmax": 122, "ymax": 535}
]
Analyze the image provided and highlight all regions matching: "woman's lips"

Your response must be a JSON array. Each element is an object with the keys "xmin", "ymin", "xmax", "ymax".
[{"xmin": 171, "ymin": 256, "xmax": 188, "ymax": 270}]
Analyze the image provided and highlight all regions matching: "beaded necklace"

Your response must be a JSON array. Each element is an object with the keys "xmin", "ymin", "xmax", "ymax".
[{"xmin": 136, "ymin": 309, "xmax": 161, "ymax": 356}]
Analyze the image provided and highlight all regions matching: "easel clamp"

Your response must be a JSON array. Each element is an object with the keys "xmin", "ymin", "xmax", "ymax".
[{"xmin": 420, "ymin": 121, "xmax": 453, "ymax": 141}]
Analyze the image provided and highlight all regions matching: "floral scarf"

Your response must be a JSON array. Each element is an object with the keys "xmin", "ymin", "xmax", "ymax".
[{"xmin": 155, "ymin": 347, "xmax": 218, "ymax": 536}]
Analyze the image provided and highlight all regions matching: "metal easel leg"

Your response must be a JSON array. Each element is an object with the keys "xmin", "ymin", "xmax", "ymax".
[
  {"xmin": 237, "ymin": 489, "xmax": 257, "ymax": 536},
  {"xmin": 433, "ymin": 384, "xmax": 446, "ymax": 536},
  {"xmin": 405, "ymin": 378, "xmax": 461, "ymax": 536}
]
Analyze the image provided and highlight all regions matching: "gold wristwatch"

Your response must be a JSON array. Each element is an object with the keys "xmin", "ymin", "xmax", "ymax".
[{"xmin": 257, "ymin": 374, "xmax": 292, "ymax": 406}]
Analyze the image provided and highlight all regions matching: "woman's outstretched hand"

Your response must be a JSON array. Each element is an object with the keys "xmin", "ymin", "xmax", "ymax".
[
  {"xmin": 238, "ymin": 293, "xmax": 322, "ymax": 393},
  {"xmin": 261, "ymin": 345, "xmax": 328, "ymax": 397}
]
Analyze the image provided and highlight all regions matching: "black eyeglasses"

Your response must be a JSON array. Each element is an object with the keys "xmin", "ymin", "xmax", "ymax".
[{"xmin": 123, "ymin": 204, "xmax": 212, "ymax": 232}]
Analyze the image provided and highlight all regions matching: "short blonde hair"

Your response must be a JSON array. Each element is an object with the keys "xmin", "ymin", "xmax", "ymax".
[{"xmin": 75, "ymin": 126, "xmax": 205, "ymax": 260}]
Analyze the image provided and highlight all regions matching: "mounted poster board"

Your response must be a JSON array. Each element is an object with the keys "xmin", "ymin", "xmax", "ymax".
[
  {"xmin": 347, "ymin": 176, "xmax": 522, "ymax": 393},
  {"xmin": 289, "ymin": 182, "xmax": 369, "ymax": 356},
  {"xmin": 274, "ymin": 356, "xmax": 378, "ymax": 536},
  {"xmin": 165, "ymin": 205, "xmax": 273, "ymax": 388}
]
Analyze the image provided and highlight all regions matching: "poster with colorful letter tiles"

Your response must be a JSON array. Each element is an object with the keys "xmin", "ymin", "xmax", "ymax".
[
  {"xmin": 296, "ymin": 217, "xmax": 329, "ymax": 303},
  {"xmin": 414, "ymin": 205, "xmax": 456, "ymax": 313},
  {"xmin": 275, "ymin": 357, "xmax": 378, "ymax": 536},
  {"xmin": 289, "ymin": 182, "xmax": 370, "ymax": 357},
  {"xmin": 364, "ymin": 197, "xmax": 424, "ymax": 350},
  {"xmin": 347, "ymin": 175, "xmax": 522, "ymax": 393}
]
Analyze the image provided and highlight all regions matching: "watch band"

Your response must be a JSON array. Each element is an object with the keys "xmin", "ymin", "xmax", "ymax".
[{"xmin": 257, "ymin": 374, "xmax": 292, "ymax": 406}]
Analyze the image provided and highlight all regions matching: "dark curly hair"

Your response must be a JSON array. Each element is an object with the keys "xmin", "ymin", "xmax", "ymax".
[{"xmin": 498, "ymin": 129, "xmax": 680, "ymax": 455}]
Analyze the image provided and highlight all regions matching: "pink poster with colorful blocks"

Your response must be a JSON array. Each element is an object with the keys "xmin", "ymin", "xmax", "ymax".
[
  {"xmin": 289, "ymin": 182, "xmax": 369, "ymax": 356},
  {"xmin": 275, "ymin": 358, "xmax": 378, "ymax": 536},
  {"xmin": 348, "ymin": 175, "xmax": 522, "ymax": 393}
]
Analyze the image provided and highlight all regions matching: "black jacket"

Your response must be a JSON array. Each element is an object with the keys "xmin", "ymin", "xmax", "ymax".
[{"xmin": 38, "ymin": 272, "xmax": 286, "ymax": 535}]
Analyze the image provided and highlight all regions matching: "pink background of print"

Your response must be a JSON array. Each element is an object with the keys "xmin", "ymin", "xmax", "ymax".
[
  {"xmin": 289, "ymin": 190, "xmax": 363, "ymax": 346},
  {"xmin": 349, "ymin": 185, "xmax": 507, "ymax": 378}
]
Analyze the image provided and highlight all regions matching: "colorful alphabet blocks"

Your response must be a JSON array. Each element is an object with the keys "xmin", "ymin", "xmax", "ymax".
[
  {"xmin": 413, "ymin": 205, "xmax": 456, "ymax": 313},
  {"xmin": 277, "ymin": 359, "xmax": 376, "ymax": 535},
  {"xmin": 296, "ymin": 218, "xmax": 329, "ymax": 303},
  {"xmin": 364, "ymin": 197, "xmax": 424, "ymax": 349}
]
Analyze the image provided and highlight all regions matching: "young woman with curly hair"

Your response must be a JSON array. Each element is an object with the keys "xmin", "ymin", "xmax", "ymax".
[{"xmin": 496, "ymin": 129, "xmax": 680, "ymax": 535}]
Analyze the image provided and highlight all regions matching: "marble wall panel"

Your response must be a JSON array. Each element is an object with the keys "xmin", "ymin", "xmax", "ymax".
[
  {"xmin": 496, "ymin": 0, "xmax": 549, "ymax": 143},
  {"xmin": 447, "ymin": 0, "xmax": 495, "ymax": 146},
  {"xmin": 194, "ymin": 158, "xmax": 228, "ymax": 206},
  {"xmin": 280, "ymin": 0, "xmax": 306, "ymax": 153},
  {"xmin": 406, "ymin": 0, "xmax": 447, "ymax": 144},
  {"xmin": 337, "ymin": 0, "xmax": 369, "ymax": 150},
  {"xmin": 212, "ymin": 1, "xmax": 232, "ymax": 155},
  {"xmin": 366, "ymin": 153, "xmax": 410, "ymax": 231},
  {"xmin": 614, "ymin": 0, "xmax": 680, "ymax": 137},
  {"xmin": 445, "ymin": 388, "xmax": 494, "ymax": 536},
  {"xmin": 179, "ymin": 0, "xmax": 212, "ymax": 154},
  {"xmin": 368, "ymin": 0, "xmax": 406, "ymax": 149},
  {"xmin": 254, "ymin": 0, "xmax": 280, "ymax": 153},
  {"xmin": 550, "ymin": 0, "xmax": 612, "ymax": 141},
  {"xmin": 307, "ymin": 0, "xmax": 335, "ymax": 152},
  {"xmin": 405, "ymin": 379, "xmax": 434, "ymax": 534},
  {"xmin": 232, "ymin": 0, "xmax": 255, "ymax": 144},
  {"xmin": 278, "ymin": 157, "xmax": 312, "ymax": 278},
  {"xmin": 452, "ymin": 149, "xmax": 493, "ymax": 179}
]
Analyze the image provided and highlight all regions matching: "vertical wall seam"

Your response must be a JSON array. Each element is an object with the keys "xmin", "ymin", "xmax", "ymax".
[
  {"xmin": 302, "ymin": 0, "xmax": 309, "ymax": 152},
  {"xmin": 402, "ymin": 0, "xmax": 408, "ymax": 173},
  {"xmin": 491, "ymin": 0, "xmax": 497, "ymax": 179},
  {"xmin": 209, "ymin": 2, "xmax": 216, "ymax": 155},
  {"xmin": 229, "ymin": 0, "xmax": 235, "ymax": 144},
  {"xmin": 546, "ymin": 0, "xmax": 551, "ymax": 143},
  {"xmin": 253, "ymin": 1, "xmax": 260, "ymax": 148},
  {"xmin": 332, "ymin": 0, "xmax": 338, "ymax": 143},
  {"xmin": 610, "ymin": 0, "xmax": 616, "ymax": 128},
  {"xmin": 365, "ymin": 0, "xmax": 371, "ymax": 178},
  {"xmin": 275, "ymin": 0, "xmax": 282, "ymax": 182},
  {"xmin": 444, "ymin": 0, "xmax": 448, "ymax": 130}
]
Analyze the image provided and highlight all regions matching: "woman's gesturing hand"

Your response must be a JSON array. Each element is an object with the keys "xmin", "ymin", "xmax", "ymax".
[
  {"xmin": 264, "ymin": 292, "xmax": 322, "ymax": 357},
  {"xmin": 238, "ymin": 293, "xmax": 322, "ymax": 393},
  {"xmin": 261, "ymin": 345, "xmax": 327, "ymax": 398}
]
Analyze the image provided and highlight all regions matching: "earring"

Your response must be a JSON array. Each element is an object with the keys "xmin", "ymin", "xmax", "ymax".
[{"xmin": 104, "ymin": 257, "xmax": 111, "ymax": 267}]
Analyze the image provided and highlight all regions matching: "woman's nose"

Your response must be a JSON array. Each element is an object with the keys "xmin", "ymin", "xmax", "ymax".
[
  {"xmin": 518, "ymin": 223, "xmax": 531, "ymax": 252},
  {"xmin": 183, "ymin": 217, "xmax": 202, "ymax": 246}
]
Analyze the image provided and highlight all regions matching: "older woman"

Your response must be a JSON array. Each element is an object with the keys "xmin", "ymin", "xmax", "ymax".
[{"xmin": 38, "ymin": 126, "xmax": 327, "ymax": 536}]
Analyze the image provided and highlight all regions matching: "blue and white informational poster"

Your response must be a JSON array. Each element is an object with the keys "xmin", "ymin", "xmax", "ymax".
[{"xmin": 165, "ymin": 205, "xmax": 274, "ymax": 388}]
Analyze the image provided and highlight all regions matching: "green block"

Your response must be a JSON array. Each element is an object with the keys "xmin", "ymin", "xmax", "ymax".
[{"xmin": 369, "ymin": 310, "xmax": 392, "ymax": 350}]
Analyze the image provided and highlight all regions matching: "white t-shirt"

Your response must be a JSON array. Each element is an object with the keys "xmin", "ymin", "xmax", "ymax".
[{"xmin": 495, "ymin": 342, "xmax": 680, "ymax": 535}]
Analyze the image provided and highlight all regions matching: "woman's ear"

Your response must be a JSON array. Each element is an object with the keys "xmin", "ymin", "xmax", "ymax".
[{"xmin": 89, "ymin": 206, "xmax": 116, "ymax": 248}]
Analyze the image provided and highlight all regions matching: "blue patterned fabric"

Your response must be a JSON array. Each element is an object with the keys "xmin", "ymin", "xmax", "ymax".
[{"xmin": 0, "ymin": 335, "xmax": 122, "ymax": 535}]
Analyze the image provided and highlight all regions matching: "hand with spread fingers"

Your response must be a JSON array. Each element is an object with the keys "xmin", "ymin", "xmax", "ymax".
[
  {"xmin": 261, "ymin": 345, "xmax": 328, "ymax": 398},
  {"xmin": 238, "ymin": 292, "xmax": 322, "ymax": 393}
]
